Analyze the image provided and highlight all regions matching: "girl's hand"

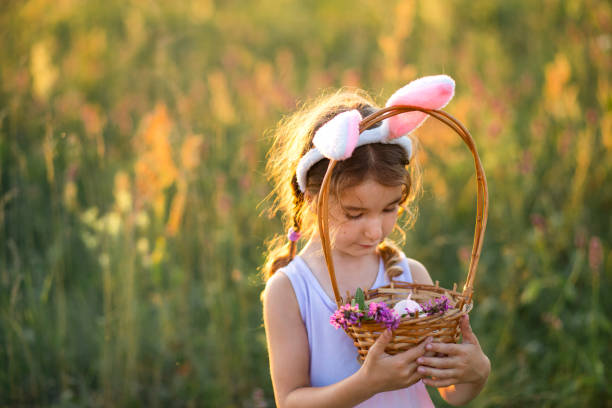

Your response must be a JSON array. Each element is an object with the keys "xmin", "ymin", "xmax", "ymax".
[
  {"xmin": 415, "ymin": 315, "xmax": 490, "ymax": 388},
  {"xmin": 360, "ymin": 330, "xmax": 433, "ymax": 393}
]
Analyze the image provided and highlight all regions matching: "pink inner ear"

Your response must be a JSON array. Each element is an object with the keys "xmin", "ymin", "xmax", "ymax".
[{"xmin": 385, "ymin": 75, "xmax": 455, "ymax": 139}]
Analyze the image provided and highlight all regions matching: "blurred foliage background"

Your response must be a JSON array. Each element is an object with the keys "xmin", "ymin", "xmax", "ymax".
[{"xmin": 1, "ymin": 0, "xmax": 610, "ymax": 406}]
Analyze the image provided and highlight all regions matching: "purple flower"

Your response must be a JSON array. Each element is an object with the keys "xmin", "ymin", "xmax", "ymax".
[
  {"xmin": 367, "ymin": 302, "xmax": 400, "ymax": 330},
  {"xmin": 330, "ymin": 304, "xmax": 364, "ymax": 330},
  {"xmin": 420, "ymin": 296, "xmax": 453, "ymax": 316}
]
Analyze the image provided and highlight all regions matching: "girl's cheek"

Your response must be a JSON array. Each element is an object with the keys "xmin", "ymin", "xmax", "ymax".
[{"xmin": 383, "ymin": 213, "xmax": 398, "ymax": 234}]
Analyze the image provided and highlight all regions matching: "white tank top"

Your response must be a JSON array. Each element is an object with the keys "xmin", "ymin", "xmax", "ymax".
[{"xmin": 280, "ymin": 255, "xmax": 434, "ymax": 407}]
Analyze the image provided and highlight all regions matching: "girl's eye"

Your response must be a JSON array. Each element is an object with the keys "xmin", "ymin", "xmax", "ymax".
[{"xmin": 345, "ymin": 207, "xmax": 397, "ymax": 219}]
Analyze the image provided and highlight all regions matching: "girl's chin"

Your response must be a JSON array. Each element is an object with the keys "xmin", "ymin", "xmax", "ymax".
[
  {"xmin": 349, "ymin": 244, "xmax": 378, "ymax": 256},
  {"xmin": 332, "ymin": 244, "xmax": 379, "ymax": 258}
]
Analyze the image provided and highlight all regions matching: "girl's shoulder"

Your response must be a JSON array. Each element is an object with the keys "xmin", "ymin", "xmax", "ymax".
[
  {"xmin": 262, "ymin": 267, "xmax": 301, "ymax": 320},
  {"xmin": 262, "ymin": 258, "xmax": 305, "ymax": 307}
]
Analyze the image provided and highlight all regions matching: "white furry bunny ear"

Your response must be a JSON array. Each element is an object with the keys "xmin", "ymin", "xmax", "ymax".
[
  {"xmin": 312, "ymin": 109, "xmax": 362, "ymax": 160},
  {"xmin": 385, "ymin": 75, "xmax": 455, "ymax": 139}
]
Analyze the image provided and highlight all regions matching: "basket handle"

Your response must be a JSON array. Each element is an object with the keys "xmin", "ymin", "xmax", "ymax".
[{"xmin": 316, "ymin": 106, "xmax": 489, "ymax": 308}]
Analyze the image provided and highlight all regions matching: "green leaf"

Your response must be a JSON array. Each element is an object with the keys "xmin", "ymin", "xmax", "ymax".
[{"xmin": 355, "ymin": 287, "xmax": 366, "ymax": 312}]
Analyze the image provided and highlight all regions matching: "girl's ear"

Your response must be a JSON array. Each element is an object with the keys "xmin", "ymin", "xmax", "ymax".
[
  {"xmin": 304, "ymin": 190, "xmax": 315, "ymax": 203},
  {"xmin": 303, "ymin": 191, "xmax": 317, "ymax": 211},
  {"xmin": 302, "ymin": 193, "xmax": 319, "ymax": 225},
  {"xmin": 385, "ymin": 75, "xmax": 455, "ymax": 139}
]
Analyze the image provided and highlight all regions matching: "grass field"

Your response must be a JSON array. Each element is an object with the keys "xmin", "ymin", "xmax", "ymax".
[{"xmin": 1, "ymin": 1, "xmax": 610, "ymax": 406}]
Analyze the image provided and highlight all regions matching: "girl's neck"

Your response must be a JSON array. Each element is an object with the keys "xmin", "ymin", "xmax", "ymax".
[{"xmin": 299, "ymin": 235, "xmax": 381, "ymax": 302}]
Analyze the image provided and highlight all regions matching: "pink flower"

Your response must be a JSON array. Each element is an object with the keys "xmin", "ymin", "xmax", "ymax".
[
  {"xmin": 367, "ymin": 302, "xmax": 400, "ymax": 330},
  {"xmin": 330, "ymin": 304, "xmax": 363, "ymax": 330}
]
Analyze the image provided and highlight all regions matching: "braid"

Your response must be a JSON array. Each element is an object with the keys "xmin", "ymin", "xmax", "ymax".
[
  {"xmin": 378, "ymin": 240, "xmax": 404, "ymax": 281},
  {"xmin": 291, "ymin": 176, "xmax": 303, "ymax": 228},
  {"xmin": 289, "ymin": 175, "xmax": 304, "ymax": 259}
]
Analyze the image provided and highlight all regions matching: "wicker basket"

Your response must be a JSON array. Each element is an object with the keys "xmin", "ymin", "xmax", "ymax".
[{"xmin": 316, "ymin": 105, "xmax": 488, "ymax": 362}]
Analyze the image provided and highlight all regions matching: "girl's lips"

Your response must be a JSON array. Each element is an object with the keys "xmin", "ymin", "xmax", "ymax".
[{"xmin": 359, "ymin": 243, "xmax": 377, "ymax": 248}]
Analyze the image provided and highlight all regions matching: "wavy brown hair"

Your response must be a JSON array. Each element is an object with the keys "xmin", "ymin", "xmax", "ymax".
[{"xmin": 262, "ymin": 89, "xmax": 422, "ymax": 282}]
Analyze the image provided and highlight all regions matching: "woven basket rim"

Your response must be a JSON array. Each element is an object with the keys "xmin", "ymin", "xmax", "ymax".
[{"xmin": 349, "ymin": 281, "xmax": 473, "ymax": 324}]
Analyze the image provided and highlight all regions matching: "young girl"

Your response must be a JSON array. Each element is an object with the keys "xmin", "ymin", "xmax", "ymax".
[{"xmin": 262, "ymin": 75, "xmax": 490, "ymax": 407}]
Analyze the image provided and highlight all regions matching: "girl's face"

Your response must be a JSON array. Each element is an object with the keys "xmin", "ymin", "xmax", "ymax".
[{"xmin": 327, "ymin": 179, "xmax": 403, "ymax": 258}]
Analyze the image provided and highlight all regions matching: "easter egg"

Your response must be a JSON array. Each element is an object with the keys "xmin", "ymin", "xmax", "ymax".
[{"xmin": 393, "ymin": 293, "xmax": 423, "ymax": 316}]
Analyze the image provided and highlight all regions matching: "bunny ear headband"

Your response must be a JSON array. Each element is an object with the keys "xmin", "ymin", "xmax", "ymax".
[{"xmin": 295, "ymin": 74, "xmax": 455, "ymax": 193}]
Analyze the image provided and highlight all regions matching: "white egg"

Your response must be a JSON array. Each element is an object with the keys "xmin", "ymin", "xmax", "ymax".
[{"xmin": 393, "ymin": 293, "xmax": 423, "ymax": 315}]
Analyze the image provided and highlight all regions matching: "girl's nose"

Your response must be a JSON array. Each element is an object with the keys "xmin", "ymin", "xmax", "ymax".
[{"xmin": 364, "ymin": 216, "xmax": 383, "ymax": 242}]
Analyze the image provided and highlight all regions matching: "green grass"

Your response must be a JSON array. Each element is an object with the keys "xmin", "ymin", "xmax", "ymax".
[{"xmin": 1, "ymin": 0, "xmax": 610, "ymax": 406}]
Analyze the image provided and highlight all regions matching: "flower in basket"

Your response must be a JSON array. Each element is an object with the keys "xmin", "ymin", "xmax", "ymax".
[
  {"xmin": 330, "ymin": 288, "xmax": 401, "ymax": 330},
  {"xmin": 367, "ymin": 302, "xmax": 401, "ymax": 330},
  {"xmin": 420, "ymin": 296, "xmax": 453, "ymax": 316},
  {"xmin": 330, "ymin": 304, "xmax": 364, "ymax": 330},
  {"xmin": 329, "ymin": 289, "xmax": 455, "ymax": 331}
]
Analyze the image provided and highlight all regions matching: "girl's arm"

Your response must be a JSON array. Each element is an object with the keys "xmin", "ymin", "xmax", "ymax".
[
  {"xmin": 263, "ymin": 271, "xmax": 430, "ymax": 408},
  {"xmin": 407, "ymin": 258, "xmax": 491, "ymax": 406}
]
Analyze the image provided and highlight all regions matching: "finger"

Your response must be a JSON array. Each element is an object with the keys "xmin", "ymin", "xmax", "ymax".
[
  {"xmin": 368, "ymin": 329, "xmax": 392, "ymax": 358},
  {"xmin": 400, "ymin": 337, "xmax": 433, "ymax": 362},
  {"xmin": 416, "ymin": 355, "xmax": 459, "ymax": 369},
  {"xmin": 406, "ymin": 370, "xmax": 427, "ymax": 388},
  {"xmin": 425, "ymin": 341, "xmax": 462, "ymax": 356},
  {"xmin": 400, "ymin": 360, "xmax": 428, "ymax": 382},
  {"xmin": 399, "ymin": 361, "xmax": 419, "ymax": 379},
  {"xmin": 422, "ymin": 377, "xmax": 457, "ymax": 388},
  {"xmin": 461, "ymin": 315, "xmax": 479, "ymax": 345},
  {"xmin": 417, "ymin": 366, "xmax": 458, "ymax": 379}
]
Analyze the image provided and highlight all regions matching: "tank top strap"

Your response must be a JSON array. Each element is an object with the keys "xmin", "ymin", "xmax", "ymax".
[{"xmin": 280, "ymin": 257, "xmax": 338, "ymax": 319}]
